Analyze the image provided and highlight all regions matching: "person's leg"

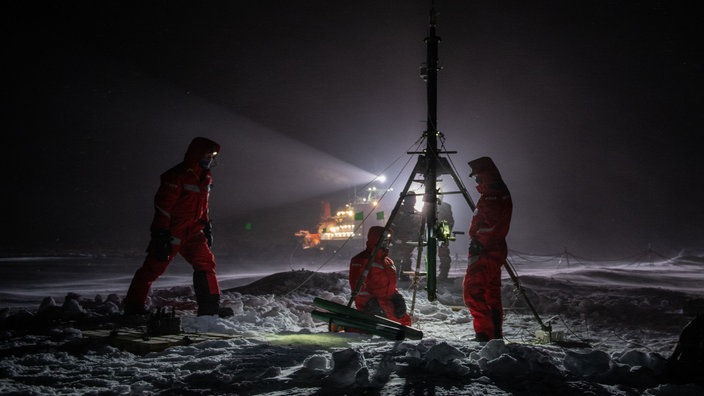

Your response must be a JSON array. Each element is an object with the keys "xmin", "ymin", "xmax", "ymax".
[
  {"xmin": 124, "ymin": 254, "xmax": 172, "ymax": 314},
  {"xmin": 463, "ymin": 258, "xmax": 494, "ymax": 340},
  {"xmin": 438, "ymin": 245, "xmax": 451, "ymax": 280},
  {"xmin": 485, "ymin": 260, "xmax": 504, "ymax": 339},
  {"xmin": 181, "ymin": 234, "xmax": 221, "ymax": 316}
]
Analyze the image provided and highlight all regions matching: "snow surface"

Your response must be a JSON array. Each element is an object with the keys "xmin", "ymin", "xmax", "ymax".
[{"xmin": 1, "ymin": 251, "xmax": 703, "ymax": 395}]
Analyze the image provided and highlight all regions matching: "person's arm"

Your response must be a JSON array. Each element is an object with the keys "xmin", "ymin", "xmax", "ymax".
[{"xmin": 151, "ymin": 172, "xmax": 183, "ymax": 231}]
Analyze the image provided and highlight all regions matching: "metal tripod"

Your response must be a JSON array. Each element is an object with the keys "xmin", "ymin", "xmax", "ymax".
[
  {"xmin": 349, "ymin": 4, "xmax": 475, "ymax": 303},
  {"xmin": 350, "ymin": 4, "xmax": 552, "ymax": 337}
]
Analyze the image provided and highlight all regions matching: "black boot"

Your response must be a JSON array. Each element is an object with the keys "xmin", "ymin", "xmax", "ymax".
[
  {"xmin": 491, "ymin": 308, "xmax": 503, "ymax": 339},
  {"xmin": 123, "ymin": 302, "xmax": 148, "ymax": 316},
  {"xmin": 472, "ymin": 332, "xmax": 491, "ymax": 342},
  {"xmin": 122, "ymin": 302, "xmax": 150, "ymax": 327},
  {"xmin": 197, "ymin": 294, "xmax": 220, "ymax": 316},
  {"xmin": 217, "ymin": 306, "xmax": 234, "ymax": 318},
  {"xmin": 193, "ymin": 271, "xmax": 220, "ymax": 316}
]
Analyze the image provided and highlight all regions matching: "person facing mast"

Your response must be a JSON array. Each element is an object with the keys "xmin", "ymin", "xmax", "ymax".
[{"xmin": 463, "ymin": 156, "xmax": 512, "ymax": 342}]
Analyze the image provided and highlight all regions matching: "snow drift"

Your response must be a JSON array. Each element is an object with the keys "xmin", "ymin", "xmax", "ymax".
[{"xmin": 0, "ymin": 253, "xmax": 703, "ymax": 395}]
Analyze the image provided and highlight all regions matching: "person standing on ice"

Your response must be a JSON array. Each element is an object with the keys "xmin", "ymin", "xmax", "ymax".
[
  {"xmin": 389, "ymin": 192, "xmax": 422, "ymax": 280},
  {"xmin": 123, "ymin": 137, "xmax": 224, "ymax": 317},
  {"xmin": 463, "ymin": 157, "xmax": 512, "ymax": 342},
  {"xmin": 349, "ymin": 226, "xmax": 412, "ymax": 326}
]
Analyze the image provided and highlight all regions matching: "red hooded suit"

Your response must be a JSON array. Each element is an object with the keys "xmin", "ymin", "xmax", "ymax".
[
  {"xmin": 349, "ymin": 226, "xmax": 411, "ymax": 326},
  {"xmin": 125, "ymin": 137, "xmax": 222, "ymax": 316},
  {"xmin": 463, "ymin": 157, "xmax": 512, "ymax": 341}
]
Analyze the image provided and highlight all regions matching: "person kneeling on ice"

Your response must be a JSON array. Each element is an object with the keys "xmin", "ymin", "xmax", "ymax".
[
  {"xmin": 463, "ymin": 157, "xmax": 513, "ymax": 342},
  {"xmin": 348, "ymin": 226, "xmax": 412, "ymax": 326}
]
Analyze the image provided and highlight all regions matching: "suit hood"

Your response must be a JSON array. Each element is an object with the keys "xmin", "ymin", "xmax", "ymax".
[
  {"xmin": 468, "ymin": 157, "xmax": 501, "ymax": 179},
  {"xmin": 366, "ymin": 226, "xmax": 388, "ymax": 251},
  {"xmin": 469, "ymin": 156, "xmax": 508, "ymax": 195},
  {"xmin": 184, "ymin": 137, "xmax": 220, "ymax": 168}
]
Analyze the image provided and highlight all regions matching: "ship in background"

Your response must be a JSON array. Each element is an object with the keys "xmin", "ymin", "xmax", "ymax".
[{"xmin": 294, "ymin": 179, "xmax": 391, "ymax": 252}]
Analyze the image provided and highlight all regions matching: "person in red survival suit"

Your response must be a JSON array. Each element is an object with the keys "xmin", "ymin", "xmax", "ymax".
[
  {"xmin": 463, "ymin": 157, "xmax": 512, "ymax": 342},
  {"xmin": 124, "ymin": 137, "xmax": 223, "ymax": 317},
  {"xmin": 349, "ymin": 226, "xmax": 412, "ymax": 326}
]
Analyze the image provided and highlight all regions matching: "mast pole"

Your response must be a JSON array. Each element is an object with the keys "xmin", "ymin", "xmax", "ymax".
[{"xmin": 423, "ymin": 4, "xmax": 441, "ymax": 300}]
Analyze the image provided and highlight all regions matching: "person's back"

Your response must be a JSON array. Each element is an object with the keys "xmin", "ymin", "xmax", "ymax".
[
  {"xmin": 393, "ymin": 205, "xmax": 421, "ymax": 241},
  {"xmin": 390, "ymin": 193, "xmax": 422, "ymax": 275}
]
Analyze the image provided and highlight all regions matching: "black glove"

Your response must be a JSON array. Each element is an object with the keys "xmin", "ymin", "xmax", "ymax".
[
  {"xmin": 203, "ymin": 220, "xmax": 213, "ymax": 247},
  {"xmin": 468, "ymin": 239, "xmax": 483, "ymax": 256},
  {"xmin": 363, "ymin": 297, "xmax": 385, "ymax": 317},
  {"xmin": 149, "ymin": 229, "xmax": 172, "ymax": 261},
  {"xmin": 391, "ymin": 292, "xmax": 407, "ymax": 318}
]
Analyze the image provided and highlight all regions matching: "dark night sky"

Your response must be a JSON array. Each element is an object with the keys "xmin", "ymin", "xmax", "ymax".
[{"xmin": 4, "ymin": 1, "xmax": 704, "ymax": 258}]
